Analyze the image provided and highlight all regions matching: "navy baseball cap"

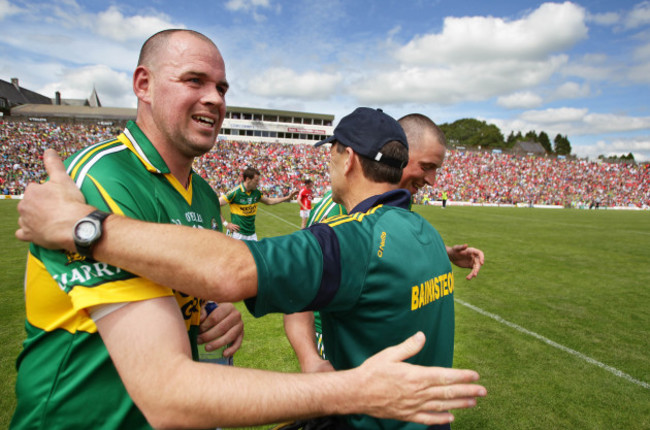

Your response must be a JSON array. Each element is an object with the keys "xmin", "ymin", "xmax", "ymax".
[{"xmin": 315, "ymin": 107, "xmax": 408, "ymax": 168}]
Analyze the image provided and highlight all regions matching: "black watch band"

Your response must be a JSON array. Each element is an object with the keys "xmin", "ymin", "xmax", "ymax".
[{"xmin": 73, "ymin": 210, "xmax": 110, "ymax": 259}]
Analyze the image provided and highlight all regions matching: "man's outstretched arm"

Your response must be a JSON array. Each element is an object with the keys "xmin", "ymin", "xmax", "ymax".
[
  {"xmin": 446, "ymin": 244, "xmax": 485, "ymax": 280},
  {"xmin": 261, "ymin": 189, "xmax": 297, "ymax": 205}
]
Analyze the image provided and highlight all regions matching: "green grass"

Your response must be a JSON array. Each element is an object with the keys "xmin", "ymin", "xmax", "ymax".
[{"xmin": 2, "ymin": 201, "xmax": 649, "ymax": 429}]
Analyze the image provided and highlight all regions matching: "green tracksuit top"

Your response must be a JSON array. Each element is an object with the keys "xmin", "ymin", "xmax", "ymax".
[{"xmin": 245, "ymin": 189, "xmax": 455, "ymax": 430}]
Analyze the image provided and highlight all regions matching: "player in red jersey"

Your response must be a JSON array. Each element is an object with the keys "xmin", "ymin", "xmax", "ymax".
[{"xmin": 297, "ymin": 178, "xmax": 313, "ymax": 229}]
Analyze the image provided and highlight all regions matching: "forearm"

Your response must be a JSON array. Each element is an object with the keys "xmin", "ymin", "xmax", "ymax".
[
  {"xmin": 284, "ymin": 312, "xmax": 323, "ymax": 372},
  {"xmin": 94, "ymin": 214, "xmax": 258, "ymax": 302},
  {"xmin": 156, "ymin": 361, "xmax": 359, "ymax": 428},
  {"xmin": 265, "ymin": 195, "xmax": 292, "ymax": 205},
  {"xmin": 106, "ymin": 298, "xmax": 357, "ymax": 429}
]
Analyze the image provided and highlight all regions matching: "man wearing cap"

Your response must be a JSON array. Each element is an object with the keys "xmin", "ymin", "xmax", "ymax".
[
  {"xmin": 16, "ymin": 108, "xmax": 484, "ymax": 429},
  {"xmin": 285, "ymin": 113, "xmax": 484, "ymax": 373}
]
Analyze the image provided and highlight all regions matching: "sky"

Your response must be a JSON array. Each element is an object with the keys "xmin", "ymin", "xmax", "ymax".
[{"xmin": 1, "ymin": 0, "xmax": 649, "ymax": 162}]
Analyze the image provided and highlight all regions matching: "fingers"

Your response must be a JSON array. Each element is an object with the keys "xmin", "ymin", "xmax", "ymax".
[
  {"xmin": 43, "ymin": 149, "xmax": 72, "ymax": 185},
  {"xmin": 465, "ymin": 247, "xmax": 485, "ymax": 280},
  {"xmin": 368, "ymin": 331, "xmax": 426, "ymax": 364},
  {"xmin": 198, "ymin": 303, "xmax": 244, "ymax": 355},
  {"xmin": 408, "ymin": 411, "xmax": 456, "ymax": 426},
  {"xmin": 222, "ymin": 330, "xmax": 244, "ymax": 357}
]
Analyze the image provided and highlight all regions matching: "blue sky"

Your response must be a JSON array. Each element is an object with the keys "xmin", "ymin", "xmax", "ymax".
[{"xmin": 1, "ymin": 0, "xmax": 649, "ymax": 161}]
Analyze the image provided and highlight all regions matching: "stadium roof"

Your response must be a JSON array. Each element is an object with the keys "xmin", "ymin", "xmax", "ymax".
[
  {"xmin": 0, "ymin": 78, "xmax": 51, "ymax": 107},
  {"xmin": 10, "ymin": 104, "xmax": 136, "ymax": 121},
  {"xmin": 9, "ymin": 104, "xmax": 335, "ymax": 122},
  {"xmin": 227, "ymin": 105, "xmax": 334, "ymax": 121}
]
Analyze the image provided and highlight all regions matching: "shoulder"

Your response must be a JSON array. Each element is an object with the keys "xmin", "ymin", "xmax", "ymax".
[{"xmin": 65, "ymin": 139, "xmax": 137, "ymax": 187}]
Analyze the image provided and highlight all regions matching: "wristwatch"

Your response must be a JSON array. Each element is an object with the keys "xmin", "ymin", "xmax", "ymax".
[{"xmin": 73, "ymin": 210, "xmax": 110, "ymax": 259}]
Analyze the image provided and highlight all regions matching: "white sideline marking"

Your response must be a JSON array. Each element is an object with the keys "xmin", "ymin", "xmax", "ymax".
[
  {"xmin": 258, "ymin": 207, "xmax": 301, "ymax": 229},
  {"xmin": 456, "ymin": 299, "xmax": 650, "ymax": 390}
]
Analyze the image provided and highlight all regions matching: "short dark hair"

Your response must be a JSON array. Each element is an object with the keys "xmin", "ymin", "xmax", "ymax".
[
  {"xmin": 335, "ymin": 141, "xmax": 407, "ymax": 184},
  {"xmin": 304, "ymin": 178, "xmax": 313, "ymax": 185},
  {"xmin": 242, "ymin": 166, "xmax": 260, "ymax": 180}
]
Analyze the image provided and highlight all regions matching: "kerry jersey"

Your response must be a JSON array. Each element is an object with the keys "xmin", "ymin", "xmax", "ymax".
[
  {"xmin": 12, "ymin": 121, "xmax": 222, "ymax": 429},
  {"xmin": 245, "ymin": 189, "xmax": 455, "ymax": 430},
  {"xmin": 222, "ymin": 184, "xmax": 263, "ymax": 236},
  {"xmin": 306, "ymin": 190, "xmax": 346, "ymax": 336}
]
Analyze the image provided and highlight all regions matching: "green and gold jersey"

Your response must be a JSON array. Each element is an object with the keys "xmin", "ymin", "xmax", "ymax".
[
  {"xmin": 222, "ymin": 184, "xmax": 263, "ymax": 236},
  {"xmin": 11, "ymin": 121, "xmax": 222, "ymax": 430},
  {"xmin": 306, "ymin": 190, "xmax": 346, "ymax": 228},
  {"xmin": 306, "ymin": 190, "xmax": 346, "ymax": 336},
  {"xmin": 245, "ymin": 189, "xmax": 454, "ymax": 430}
]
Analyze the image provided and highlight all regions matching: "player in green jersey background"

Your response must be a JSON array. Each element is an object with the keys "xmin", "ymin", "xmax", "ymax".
[{"xmin": 220, "ymin": 166, "xmax": 296, "ymax": 241}]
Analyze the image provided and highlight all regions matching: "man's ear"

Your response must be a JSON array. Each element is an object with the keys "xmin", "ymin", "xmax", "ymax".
[
  {"xmin": 343, "ymin": 146, "xmax": 356, "ymax": 175},
  {"xmin": 133, "ymin": 65, "xmax": 152, "ymax": 103}
]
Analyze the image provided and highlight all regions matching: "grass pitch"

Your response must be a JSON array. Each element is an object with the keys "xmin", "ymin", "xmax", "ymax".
[{"xmin": 1, "ymin": 200, "xmax": 649, "ymax": 429}]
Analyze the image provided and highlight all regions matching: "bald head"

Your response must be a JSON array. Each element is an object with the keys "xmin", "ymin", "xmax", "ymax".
[
  {"xmin": 397, "ymin": 114, "xmax": 447, "ymax": 195},
  {"xmin": 399, "ymin": 113, "xmax": 447, "ymax": 151},
  {"xmin": 138, "ymin": 29, "xmax": 218, "ymax": 69}
]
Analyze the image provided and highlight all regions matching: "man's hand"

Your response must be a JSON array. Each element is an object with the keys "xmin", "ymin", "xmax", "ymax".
[
  {"xmin": 355, "ymin": 331, "xmax": 486, "ymax": 425},
  {"xmin": 447, "ymin": 244, "xmax": 485, "ymax": 280},
  {"xmin": 198, "ymin": 302, "xmax": 244, "ymax": 358},
  {"xmin": 16, "ymin": 149, "xmax": 93, "ymax": 251},
  {"xmin": 225, "ymin": 223, "xmax": 240, "ymax": 233},
  {"xmin": 288, "ymin": 190, "xmax": 298, "ymax": 199}
]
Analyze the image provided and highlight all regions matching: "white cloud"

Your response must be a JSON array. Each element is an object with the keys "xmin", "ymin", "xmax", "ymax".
[
  {"xmin": 551, "ymin": 81, "xmax": 591, "ymax": 99},
  {"xmin": 587, "ymin": 11, "xmax": 620, "ymax": 26},
  {"xmin": 625, "ymin": 1, "xmax": 650, "ymax": 29},
  {"xmin": 39, "ymin": 65, "xmax": 135, "ymax": 108},
  {"xmin": 226, "ymin": 0, "xmax": 271, "ymax": 11},
  {"xmin": 348, "ymin": 2, "xmax": 591, "ymax": 106},
  {"xmin": 627, "ymin": 60, "xmax": 650, "ymax": 83},
  {"xmin": 574, "ymin": 137, "xmax": 650, "ymax": 162},
  {"xmin": 351, "ymin": 55, "xmax": 567, "ymax": 105},
  {"xmin": 0, "ymin": 0, "xmax": 22, "ymax": 20},
  {"xmin": 520, "ymin": 107, "xmax": 589, "ymax": 124},
  {"xmin": 225, "ymin": 0, "xmax": 272, "ymax": 22},
  {"xmin": 395, "ymin": 2, "xmax": 587, "ymax": 65},
  {"xmin": 490, "ymin": 108, "xmax": 650, "ymax": 139},
  {"xmin": 94, "ymin": 6, "xmax": 182, "ymax": 43},
  {"xmin": 247, "ymin": 68, "xmax": 343, "ymax": 99},
  {"xmin": 497, "ymin": 91, "xmax": 543, "ymax": 109},
  {"xmin": 562, "ymin": 54, "xmax": 616, "ymax": 81}
]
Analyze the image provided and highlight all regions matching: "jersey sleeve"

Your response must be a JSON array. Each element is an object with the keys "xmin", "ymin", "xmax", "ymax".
[
  {"xmin": 243, "ymin": 224, "xmax": 366, "ymax": 317},
  {"xmin": 223, "ymin": 186, "xmax": 238, "ymax": 203},
  {"xmin": 30, "ymin": 155, "xmax": 172, "ymax": 314}
]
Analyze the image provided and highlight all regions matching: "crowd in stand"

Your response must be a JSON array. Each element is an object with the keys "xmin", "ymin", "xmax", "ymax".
[
  {"xmin": 430, "ymin": 150, "xmax": 649, "ymax": 208},
  {"xmin": 2, "ymin": 121, "xmax": 649, "ymax": 208},
  {"xmin": 1, "ymin": 121, "xmax": 116, "ymax": 195}
]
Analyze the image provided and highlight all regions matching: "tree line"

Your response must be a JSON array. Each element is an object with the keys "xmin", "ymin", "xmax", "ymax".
[{"xmin": 439, "ymin": 118, "xmax": 572, "ymax": 155}]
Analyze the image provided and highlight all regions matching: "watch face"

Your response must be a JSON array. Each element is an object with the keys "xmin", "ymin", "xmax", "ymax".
[{"xmin": 75, "ymin": 220, "xmax": 98, "ymax": 243}]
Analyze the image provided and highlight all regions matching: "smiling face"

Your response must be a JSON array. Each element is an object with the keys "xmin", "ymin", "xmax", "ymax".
[
  {"xmin": 244, "ymin": 174, "xmax": 260, "ymax": 192},
  {"xmin": 136, "ymin": 31, "xmax": 229, "ymax": 164},
  {"xmin": 399, "ymin": 130, "xmax": 446, "ymax": 195}
]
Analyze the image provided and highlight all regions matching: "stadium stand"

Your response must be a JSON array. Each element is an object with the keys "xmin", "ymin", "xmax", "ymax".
[{"xmin": 2, "ymin": 120, "xmax": 649, "ymax": 209}]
